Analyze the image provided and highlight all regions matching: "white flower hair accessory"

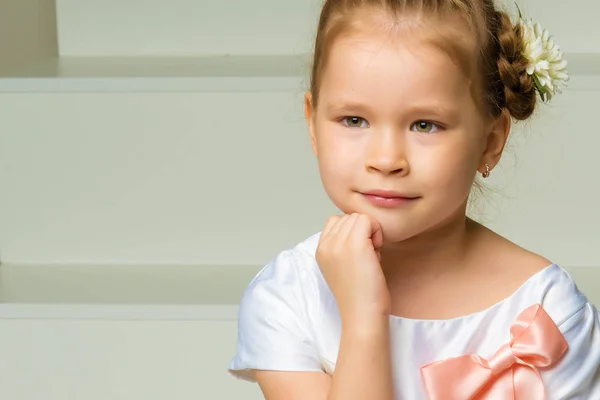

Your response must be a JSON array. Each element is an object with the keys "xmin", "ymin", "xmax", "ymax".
[{"xmin": 516, "ymin": 4, "xmax": 569, "ymax": 102}]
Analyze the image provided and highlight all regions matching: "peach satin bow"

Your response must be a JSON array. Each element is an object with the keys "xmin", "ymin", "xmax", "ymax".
[{"xmin": 420, "ymin": 304, "xmax": 568, "ymax": 400}]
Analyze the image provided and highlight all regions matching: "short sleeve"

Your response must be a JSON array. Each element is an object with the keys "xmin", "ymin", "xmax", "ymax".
[
  {"xmin": 228, "ymin": 250, "xmax": 323, "ymax": 382},
  {"xmin": 543, "ymin": 302, "xmax": 600, "ymax": 399}
]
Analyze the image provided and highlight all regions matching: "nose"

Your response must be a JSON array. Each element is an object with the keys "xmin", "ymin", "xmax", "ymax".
[{"xmin": 364, "ymin": 128, "xmax": 409, "ymax": 176}]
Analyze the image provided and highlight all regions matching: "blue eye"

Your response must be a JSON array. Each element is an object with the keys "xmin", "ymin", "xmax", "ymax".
[
  {"xmin": 341, "ymin": 116, "xmax": 369, "ymax": 128},
  {"xmin": 411, "ymin": 121, "xmax": 440, "ymax": 133}
]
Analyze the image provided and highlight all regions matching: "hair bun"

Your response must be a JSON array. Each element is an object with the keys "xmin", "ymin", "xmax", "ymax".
[{"xmin": 495, "ymin": 11, "xmax": 537, "ymax": 121}]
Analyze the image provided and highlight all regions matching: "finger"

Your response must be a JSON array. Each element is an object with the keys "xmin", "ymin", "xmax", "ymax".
[
  {"xmin": 353, "ymin": 214, "xmax": 383, "ymax": 250},
  {"xmin": 321, "ymin": 215, "xmax": 341, "ymax": 239},
  {"xmin": 337, "ymin": 213, "xmax": 359, "ymax": 243},
  {"xmin": 367, "ymin": 215, "xmax": 383, "ymax": 250},
  {"xmin": 322, "ymin": 214, "xmax": 348, "ymax": 241},
  {"xmin": 329, "ymin": 214, "xmax": 350, "ymax": 238}
]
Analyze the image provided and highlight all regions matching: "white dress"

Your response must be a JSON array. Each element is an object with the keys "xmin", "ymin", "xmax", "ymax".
[{"xmin": 228, "ymin": 233, "xmax": 600, "ymax": 399}]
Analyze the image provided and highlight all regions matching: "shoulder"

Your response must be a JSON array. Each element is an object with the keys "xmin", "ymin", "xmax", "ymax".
[
  {"xmin": 474, "ymin": 222, "xmax": 554, "ymax": 285},
  {"xmin": 229, "ymin": 232, "xmax": 328, "ymax": 381},
  {"xmin": 472, "ymin": 223, "xmax": 588, "ymax": 322},
  {"xmin": 510, "ymin": 258, "xmax": 593, "ymax": 329},
  {"xmin": 505, "ymin": 262, "xmax": 600, "ymax": 395},
  {"xmin": 526, "ymin": 263, "xmax": 590, "ymax": 325},
  {"xmin": 472, "ymin": 232, "xmax": 600, "ymax": 395},
  {"xmin": 543, "ymin": 299, "xmax": 600, "ymax": 397},
  {"xmin": 246, "ymin": 231, "xmax": 322, "ymax": 285},
  {"xmin": 239, "ymin": 231, "xmax": 325, "ymax": 316}
]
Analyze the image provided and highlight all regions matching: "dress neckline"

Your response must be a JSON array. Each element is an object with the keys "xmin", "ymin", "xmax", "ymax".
[{"xmin": 388, "ymin": 263, "xmax": 560, "ymax": 325}]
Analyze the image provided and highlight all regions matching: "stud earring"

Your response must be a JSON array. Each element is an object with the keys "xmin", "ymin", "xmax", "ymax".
[{"xmin": 482, "ymin": 164, "xmax": 491, "ymax": 178}]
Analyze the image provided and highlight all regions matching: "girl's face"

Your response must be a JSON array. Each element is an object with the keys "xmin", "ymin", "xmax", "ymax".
[{"xmin": 306, "ymin": 21, "xmax": 508, "ymax": 244}]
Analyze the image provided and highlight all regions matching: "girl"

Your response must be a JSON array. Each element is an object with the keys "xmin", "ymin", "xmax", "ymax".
[{"xmin": 229, "ymin": 0, "xmax": 599, "ymax": 399}]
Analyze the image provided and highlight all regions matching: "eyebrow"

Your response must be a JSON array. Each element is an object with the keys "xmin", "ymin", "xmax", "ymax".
[
  {"xmin": 404, "ymin": 104, "xmax": 460, "ymax": 118},
  {"xmin": 324, "ymin": 101, "xmax": 373, "ymax": 115},
  {"xmin": 324, "ymin": 100, "xmax": 460, "ymax": 119}
]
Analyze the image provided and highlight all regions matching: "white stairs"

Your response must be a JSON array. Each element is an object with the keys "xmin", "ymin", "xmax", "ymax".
[{"xmin": 1, "ymin": 1, "xmax": 599, "ymax": 399}]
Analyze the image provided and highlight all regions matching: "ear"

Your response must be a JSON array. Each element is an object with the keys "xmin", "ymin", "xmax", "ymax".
[
  {"xmin": 480, "ymin": 110, "xmax": 511, "ymax": 174},
  {"xmin": 304, "ymin": 92, "xmax": 318, "ymax": 156}
]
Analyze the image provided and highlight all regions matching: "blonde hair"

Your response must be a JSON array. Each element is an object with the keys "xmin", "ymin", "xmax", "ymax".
[{"xmin": 310, "ymin": 0, "xmax": 537, "ymax": 121}]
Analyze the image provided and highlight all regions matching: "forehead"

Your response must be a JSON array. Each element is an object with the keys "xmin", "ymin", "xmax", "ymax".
[
  {"xmin": 340, "ymin": 9, "xmax": 479, "ymax": 71},
  {"xmin": 319, "ymin": 28, "xmax": 474, "ymax": 109},
  {"xmin": 317, "ymin": 11, "xmax": 480, "ymax": 108}
]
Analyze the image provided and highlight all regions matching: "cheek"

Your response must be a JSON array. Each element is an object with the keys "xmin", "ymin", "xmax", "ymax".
[
  {"xmin": 315, "ymin": 126, "xmax": 363, "ymax": 180},
  {"xmin": 318, "ymin": 148, "xmax": 359, "ymax": 194},
  {"xmin": 412, "ymin": 138, "xmax": 479, "ymax": 193},
  {"xmin": 314, "ymin": 137, "xmax": 361, "ymax": 212}
]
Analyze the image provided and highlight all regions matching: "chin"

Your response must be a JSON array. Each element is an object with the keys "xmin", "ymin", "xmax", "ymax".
[
  {"xmin": 329, "ymin": 193, "xmax": 459, "ymax": 243},
  {"xmin": 379, "ymin": 222, "xmax": 423, "ymax": 244},
  {"xmin": 373, "ymin": 209, "xmax": 451, "ymax": 244}
]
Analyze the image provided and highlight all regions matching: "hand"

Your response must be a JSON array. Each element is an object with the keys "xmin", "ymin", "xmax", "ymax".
[{"xmin": 316, "ymin": 213, "xmax": 390, "ymax": 324}]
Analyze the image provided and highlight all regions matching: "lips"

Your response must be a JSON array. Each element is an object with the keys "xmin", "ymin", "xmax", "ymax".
[
  {"xmin": 361, "ymin": 190, "xmax": 418, "ymax": 200},
  {"xmin": 359, "ymin": 190, "xmax": 420, "ymax": 208}
]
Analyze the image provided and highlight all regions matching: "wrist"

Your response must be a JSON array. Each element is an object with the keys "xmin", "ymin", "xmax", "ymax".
[
  {"xmin": 340, "ymin": 299, "xmax": 391, "ymax": 321},
  {"xmin": 341, "ymin": 310, "xmax": 390, "ymax": 337}
]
